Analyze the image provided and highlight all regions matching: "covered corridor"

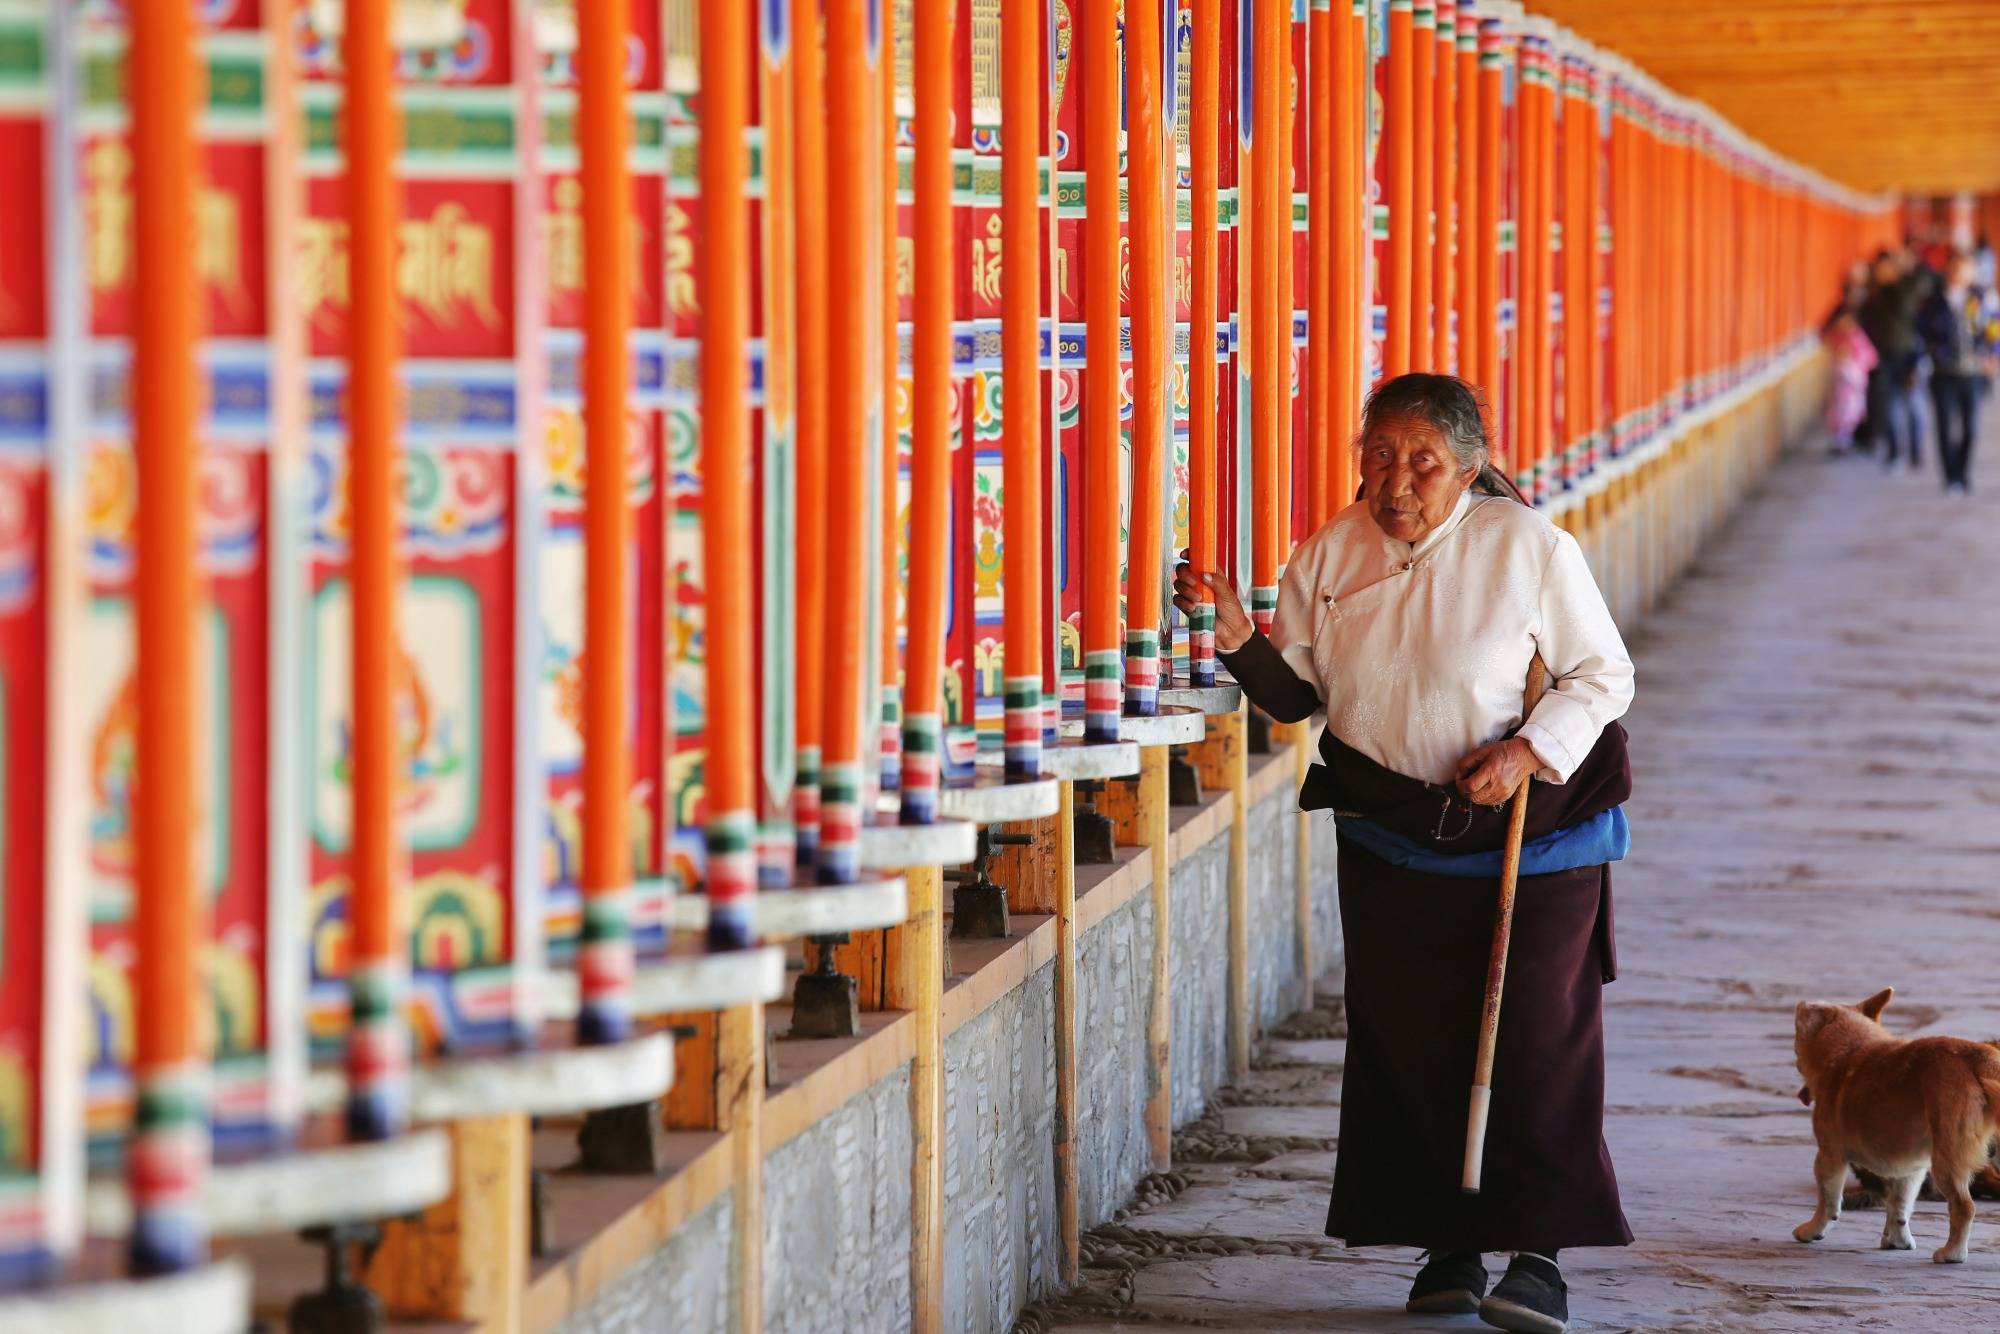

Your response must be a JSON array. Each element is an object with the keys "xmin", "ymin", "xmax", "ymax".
[
  {"xmin": 1027, "ymin": 438, "xmax": 2000, "ymax": 1332},
  {"xmin": 7, "ymin": 0, "xmax": 2000, "ymax": 1331}
]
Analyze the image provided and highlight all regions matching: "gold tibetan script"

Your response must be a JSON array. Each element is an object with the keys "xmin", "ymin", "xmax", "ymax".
[
  {"xmin": 297, "ymin": 216, "xmax": 348, "ymax": 328},
  {"xmin": 298, "ymin": 203, "xmax": 501, "ymax": 331},
  {"xmin": 400, "ymin": 203, "xmax": 500, "ymax": 329},
  {"xmin": 545, "ymin": 177, "xmax": 653, "ymax": 309},
  {"xmin": 969, "ymin": 0, "xmax": 1000, "ymax": 127},
  {"xmin": 664, "ymin": 201, "xmax": 697, "ymax": 317},
  {"xmin": 86, "ymin": 140, "xmax": 248, "ymax": 315},
  {"xmin": 971, "ymin": 214, "xmax": 1002, "ymax": 304}
]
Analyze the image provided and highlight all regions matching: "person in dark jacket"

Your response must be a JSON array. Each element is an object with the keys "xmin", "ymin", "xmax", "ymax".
[
  {"xmin": 1858, "ymin": 249, "xmax": 1933, "ymax": 468},
  {"xmin": 1915, "ymin": 249, "xmax": 2000, "ymax": 494}
]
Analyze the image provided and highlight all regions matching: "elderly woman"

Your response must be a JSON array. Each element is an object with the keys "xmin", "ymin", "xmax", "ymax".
[{"xmin": 1173, "ymin": 374, "xmax": 1634, "ymax": 1334}]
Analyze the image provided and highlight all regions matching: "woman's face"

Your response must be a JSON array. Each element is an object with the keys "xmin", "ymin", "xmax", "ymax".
[{"xmin": 1358, "ymin": 413, "xmax": 1479, "ymax": 544}]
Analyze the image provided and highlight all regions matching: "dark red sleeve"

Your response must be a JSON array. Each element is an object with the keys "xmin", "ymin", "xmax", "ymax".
[{"xmin": 1219, "ymin": 631, "xmax": 1323, "ymax": 723}]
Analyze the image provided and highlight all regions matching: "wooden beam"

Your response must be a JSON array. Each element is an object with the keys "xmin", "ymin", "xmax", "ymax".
[
  {"xmin": 884, "ymin": 864, "xmax": 944, "ymax": 1331},
  {"xmin": 1193, "ymin": 708, "xmax": 1250, "ymax": 1080},
  {"xmin": 367, "ymin": 1113, "xmax": 529, "ymax": 1329},
  {"xmin": 1140, "ymin": 745, "xmax": 1172, "ymax": 1173},
  {"xmin": 719, "ymin": 1004, "xmax": 763, "ymax": 1334},
  {"xmin": 1051, "ymin": 784, "xmax": 1081, "ymax": 1284}
]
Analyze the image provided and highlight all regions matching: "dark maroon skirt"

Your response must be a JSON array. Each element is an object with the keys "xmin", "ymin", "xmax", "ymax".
[
  {"xmin": 1326, "ymin": 845, "xmax": 1632, "ymax": 1251},
  {"xmin": 1312, "ymin": 727, "xmax": 1634, "ymax": 1253}
]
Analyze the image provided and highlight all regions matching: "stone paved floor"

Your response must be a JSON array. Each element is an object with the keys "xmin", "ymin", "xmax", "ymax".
[{"xmin": 1023, "ymin": 441, "xmax": 2000, "ymax": 1332}]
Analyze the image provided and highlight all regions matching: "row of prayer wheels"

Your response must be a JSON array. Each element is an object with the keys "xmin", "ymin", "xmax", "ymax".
[{"xmin": 0, "ymin": 0, "xmax": 1890, "ymax": 1329}]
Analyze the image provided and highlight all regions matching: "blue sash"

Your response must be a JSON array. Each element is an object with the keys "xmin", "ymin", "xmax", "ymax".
[{"xmin": 1334, "ymin": 805, "xmax": 1629, "ymax": 879}]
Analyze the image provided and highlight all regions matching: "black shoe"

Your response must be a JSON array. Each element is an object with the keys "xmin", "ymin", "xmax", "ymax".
[
  {"xmin": 1406, "ymin": 1249, "xmax": 1487, "ymax": 1314},
  {"xmin": 1478, "ymin": 1253, "xmax": 1568, "ymax": 1334}
]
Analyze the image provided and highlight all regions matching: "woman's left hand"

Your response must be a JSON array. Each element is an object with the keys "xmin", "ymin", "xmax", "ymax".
[{"xmin": 1454, "ymin": 736, "xmax": 1541, "ymax": 807}]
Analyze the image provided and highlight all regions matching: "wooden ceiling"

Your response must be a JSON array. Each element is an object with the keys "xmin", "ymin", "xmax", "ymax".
[{"xmin": 1533, "ymin": 0, "xmax": 2000, "ymax": 196}]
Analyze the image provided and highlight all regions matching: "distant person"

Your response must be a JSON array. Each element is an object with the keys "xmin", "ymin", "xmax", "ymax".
[
  {"xmin": 1821, "ymin": 262, "xmax": 1873, "ymax": 449},
  {"xmin": 1822, "ymin": 310, "xmax": 1877, "ymax": 456},
  {"xmin": 1858, "ymin": 249, "xmax": 1931, "ymax": 470},
  {"xmin": 1976, "ymin": 233, "xmax": 1997, "ymax": 291},
  {"xmin": 1916, "ymin": 248, "xmax": 1999, "ymax": 495}
]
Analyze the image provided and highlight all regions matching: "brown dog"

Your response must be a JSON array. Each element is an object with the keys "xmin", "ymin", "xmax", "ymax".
[{"xmin": 1793, "ymin": 988, "xmax": 2000, "ymax": 1263}]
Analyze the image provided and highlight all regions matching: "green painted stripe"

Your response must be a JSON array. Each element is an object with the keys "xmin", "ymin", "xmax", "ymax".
[
  {"xmin": 0, "ymin": 21, "xmax": 42, "ymax": 84},
  {"xmin": 135, "ymin": 1082, "xmax": 206, "ymax": 1131},
  {"xmin": 87, "ymin": 47, "xmax": 261, "ymax": 113},
  {"xmin": 581, "ymin": 895, "xmax": 631, "ymax": 940}
]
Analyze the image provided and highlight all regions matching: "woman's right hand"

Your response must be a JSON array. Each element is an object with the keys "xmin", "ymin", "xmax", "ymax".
[{"xmin": 1171, "ymin": 551, "xmax": 1255, "ymax": 653}]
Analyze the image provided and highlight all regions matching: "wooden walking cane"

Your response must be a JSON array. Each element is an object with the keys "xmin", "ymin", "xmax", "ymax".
[{"xmin": 1463, "ymin": 653, "xmax": 1549, "ymax": 1195}]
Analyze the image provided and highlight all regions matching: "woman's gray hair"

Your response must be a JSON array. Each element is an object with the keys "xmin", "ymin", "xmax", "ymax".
[{"xmin": 1355, "ymin": 372, "xmax": 1527, "ymax": 503}]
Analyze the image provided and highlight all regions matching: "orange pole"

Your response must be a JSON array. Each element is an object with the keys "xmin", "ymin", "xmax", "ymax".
[
  {"xmin": 901, "ymin": 0, "xmax": 952, "ymax": 820},
  {"xmin": 1278, "ymin": 9, "xmax": 1296, "ymax": 548},
  {"xmin": 703, "ymin": 0, "xmax": 759, "ymax": 921},
  {"xmin": 1081, "ymin": 0, "xmax": 1120, "ymax": 742},
  {"xmin": 338, "ymin": 0, "xmax": 409, "ymax": 1143},
  {"xmin": 1664, "ymin": 115, "xmax": 1684, "ymax": 419},
  {"xmin": 1307, "ymin": 0, "xmax": 1332, "ymax": 527},
  {"xmin": 793, "ymin": 0, "xmax": 829, "ymax": 865},
  {"xmin": 1432, "ymin": 1, "xmax": 1456, "ymax": 373},
  {"xmin": 580, "ymin": 0, "xmax": 637, "ymax": 1021},
  {"xmin": 1532, "ymin": 29, "xmax": 1555, "ymax": 502},
  {"xmin": 1251, "ymin": 0, "xmax": 1283, "ymax": 629},
  {"xmin": 1454, "ymin": 0, "xmax": 1478, "ymax": 381},
  {"xmin": 1582, "ymin": 60, "xmax": 1602, "ymax": 467},
  {"xmin": 880, "ymin": 25, "xmax": 901, "ymax": 799},
  {"xmin": 1331, "ymin": 0, "xmax": 1365, "ymax": 510},
  {"xmin": 1126, "ymin": 0, "xmax": 1165, "ymax": 713},
  {"xmin": 1385, "ymin": 0, "xmax": 1413, "ymax": 379},
  {"xmin": 130, "ymin": 0, "xmax": 208, "ymax": 1274},
  {"xmin": 1559, "ymin": 45, "xmax": 1589, "ymax": 493},
  {"xmin": 1000, "ymin": 0, "xmax": 1043, "ymax": 766},
  {"xmin": 1410, "ymin": 1, "xmax": 1434, "ymax": 371},
  {"xmin": 1510, "ymin": 25, "xmax": 1539, "ymax": 494},
  {"xmin": 1611, "ymin": 76, "xmax": 1629, "ymax": 453},
  {"xmin": 1190, "ymin": 0, "xmax": 1220, "ymax": 685},
  {"xmin": 1475, "ymin": 10, "xmax": 1500, "ymax": 426},
  {"xmin": 820, "ymin": 0, "xmax": 871, "ymax": 875}
]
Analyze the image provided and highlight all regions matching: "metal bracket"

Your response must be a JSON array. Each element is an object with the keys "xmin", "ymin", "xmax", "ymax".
[
  {"xmin": 1072, "ymin": 780, "xmax": 1117, "ymax": 865},
  {"xmin": 288, "ymin": 1222, "xmax": 384, "ymax": 1334},
  {"xmin": 789, "ymin": 935, "xmax": 861, "ymax": 1038}
]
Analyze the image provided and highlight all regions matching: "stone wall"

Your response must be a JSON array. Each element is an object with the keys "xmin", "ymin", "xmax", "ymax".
[
  {"xmin": 764, "ymin": 1067, "xmax": 916, "ymax": 1331},
  {"xmin": 558, "ymin": 1191, "xmax": 735, "ymax": 1333},
  {"xmin": 556, "ymin": 769, "xmax": 1339, "ymax": 1334}
]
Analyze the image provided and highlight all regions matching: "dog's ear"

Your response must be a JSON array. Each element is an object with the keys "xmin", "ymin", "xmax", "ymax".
[
  {"xmin": 1859, "ymin": 987, "xmax": 1894, "ymax": 1021},
  {"xmin": 1796, "ymin": 1001, "xmax": 1827, "ymax": 1040}
]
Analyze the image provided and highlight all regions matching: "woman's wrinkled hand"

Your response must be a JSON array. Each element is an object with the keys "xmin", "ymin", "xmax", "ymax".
[
  {"xmin": 1454, "ymin": 736, "xmax": 1540, "ymax": 807},
  {"xmin": 1171, "ymin": 550, "xmax": 1254, "ymax": 653}
]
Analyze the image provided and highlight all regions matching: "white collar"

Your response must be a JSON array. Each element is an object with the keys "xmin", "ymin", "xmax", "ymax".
[{"xmin": 1383, "ymin": 490, "xmax": 1478, "ymax": 565}]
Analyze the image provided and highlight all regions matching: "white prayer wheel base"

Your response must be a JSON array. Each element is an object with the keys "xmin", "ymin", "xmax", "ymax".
[
  {"xmin": 301, "ymin": 1030, "xmax": 675, "ymax": 1122},
  {"xmin": 0, "ymin": 1259, "xmax": 249, "ymax": 1334},
  {"xmin": 664, "ymin": 876, "xmax": 909, "ymax": 938},
  {"xmin": 859, "ymin": 815, "xmax": 980, "ymax": 869},
  {"xmin": 927, "ymin": 774, "xmax": 1062, "ymax": 823},
  {"xmin": 1059, "ymin": 706, "xmax": 1206, "ymax": 747},
  {"xmin": 1158, "ymin": 681, "xmax": 1244, "ymax": 715},
  {"xmin": 541, "ymin": 944, "xmax": 789, "ymax": 1019},
  {"xmin": 978, "ymin": 738, "xmax": 1140, "ymax": 781},
  {"xmin": 84, "ymin": 1129, "xmax": 451, "ymax": 1239}
]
